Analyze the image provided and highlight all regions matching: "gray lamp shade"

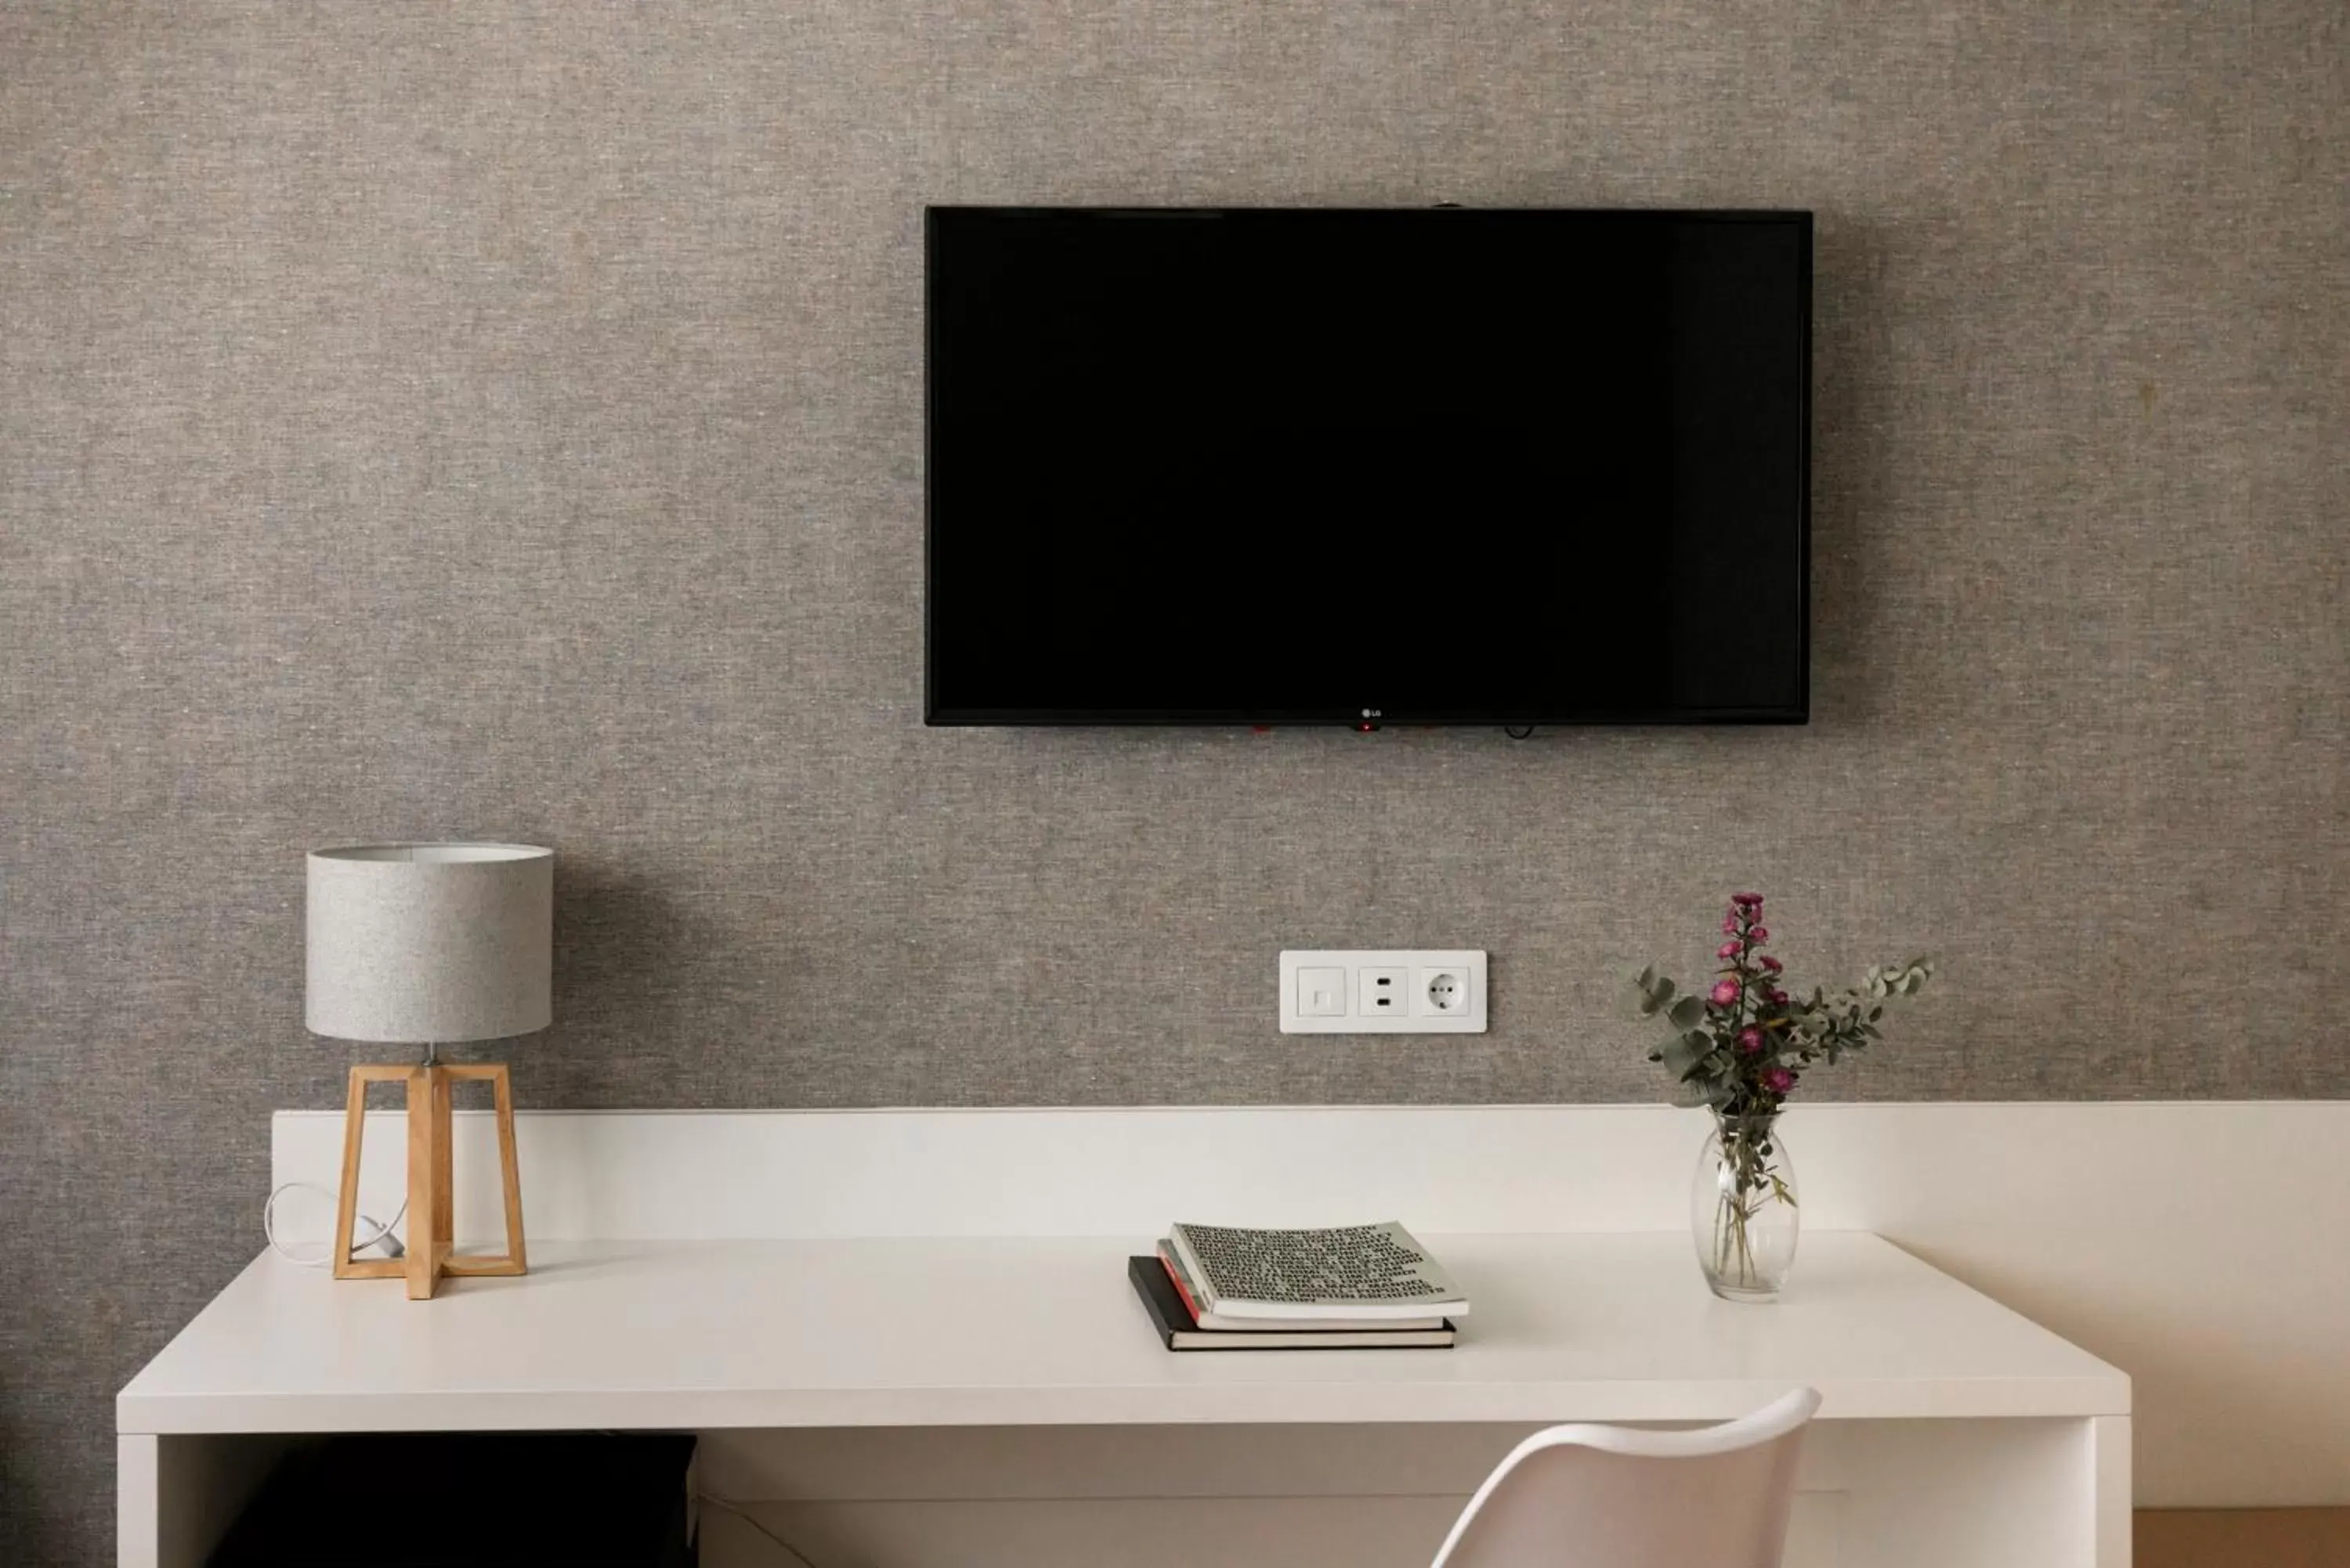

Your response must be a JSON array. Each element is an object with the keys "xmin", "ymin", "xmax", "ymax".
[{"xmin": 306, "ymin": 844, "xmax": 553, "ymax": 1045}]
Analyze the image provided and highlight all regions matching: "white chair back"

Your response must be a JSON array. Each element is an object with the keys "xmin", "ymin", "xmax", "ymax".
[{"xmin": 1428, "ymin": 1388, "xmax": 1822, "ymax": 1568}]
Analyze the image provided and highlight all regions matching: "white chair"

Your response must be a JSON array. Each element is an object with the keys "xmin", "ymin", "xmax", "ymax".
[{"xmin": 1427, "ymin": 1387, "xmax": 1823, "ymax": 1568}]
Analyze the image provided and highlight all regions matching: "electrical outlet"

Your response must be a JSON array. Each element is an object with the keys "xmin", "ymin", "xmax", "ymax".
[
  {"xmin": 1279, "ymin": 950, "xmax": 1487, "ymax": 1034},
  {"xmin": 1418, "ymin": 966, "xmax": 1469, "ymax": 1016}
]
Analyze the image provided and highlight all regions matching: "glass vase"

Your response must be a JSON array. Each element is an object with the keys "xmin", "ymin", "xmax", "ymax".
[{"xmin": 1692, "ymin": 1109, "xmax": 1799, "ymax": 1302}]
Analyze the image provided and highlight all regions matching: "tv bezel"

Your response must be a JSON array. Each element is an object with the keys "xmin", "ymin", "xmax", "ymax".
[{"xmin": 923, "ymin": 205, "xmax": 1813, "ymax": 728}]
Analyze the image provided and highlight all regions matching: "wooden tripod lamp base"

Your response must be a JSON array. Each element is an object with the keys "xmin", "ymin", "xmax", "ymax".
[{"xmin": 333, "ymin": 1062, "xmax": 528, "ymax": 1301}]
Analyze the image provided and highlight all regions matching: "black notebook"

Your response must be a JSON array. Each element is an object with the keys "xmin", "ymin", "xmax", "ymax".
[{"xmin": 1128, "ymin": 1256, "xmax": 1456, "ymax": 1350}]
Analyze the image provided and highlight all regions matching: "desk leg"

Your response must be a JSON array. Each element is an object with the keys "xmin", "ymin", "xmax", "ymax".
[
  {"xmin": 2088, "ymin": 1416, "xmax": 2132, "ymax": 1568},
  {"xmin": 118, "ymin": 1436, "xmax": 157, "ymax": 1568},
  {"xmin": 118, "ymin": 1434, "xmax": 292, "ymax": 1568}
]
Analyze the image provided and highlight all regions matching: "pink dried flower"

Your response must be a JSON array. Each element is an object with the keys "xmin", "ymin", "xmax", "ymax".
[
  {"xmin": 1717, "ymin": 941, "xmax": 1741, "ymax": 959},
  {"xmin": 1721, "ymin": 914, "xmax": 1741, "ymax": 934},
  {"xmin": 1763, "ymin": 1067, "xmax": 1797, "ymax": 1094},
  {"xmin": 1709, "ymin": 978, "xmax": 1741, "ymax": 1006},
  {"xmin": 1737, "ymin": 1026, "xmax": 1765, "ymax": 1053},
  {"xmin": 1748, "ymin": 926, "xmax": 1770, "ymax": 944},
  {"xmin": 1759, "ymin": 956, "xmax": 1784, "ymax": 974},
  {"xmin": 1765, "ymin": 986, "xmax": 1790, "ymax": 1006},
  {"xmin": 1730, "ymin": 892, "xmax": 1764, "ymax": 909}
]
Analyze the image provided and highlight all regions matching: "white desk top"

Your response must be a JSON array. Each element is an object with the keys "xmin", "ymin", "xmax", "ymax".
[{"xmin": 118, "ymin": 1232, "xmax": 2128, "ymax": 1435}]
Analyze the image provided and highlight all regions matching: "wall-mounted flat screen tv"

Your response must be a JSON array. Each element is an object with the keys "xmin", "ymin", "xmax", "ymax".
[{"xmin": 925, "ymin": 207, "xmax": 1810, "ymax": 726}]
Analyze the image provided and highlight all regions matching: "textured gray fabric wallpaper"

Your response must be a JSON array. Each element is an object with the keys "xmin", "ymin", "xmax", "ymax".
[{"xmin": 2, "ymin": 2, "xmax": 2344, "ymax": 1559}]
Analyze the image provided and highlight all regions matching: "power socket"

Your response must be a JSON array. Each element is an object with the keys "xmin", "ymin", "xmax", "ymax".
[
  {"xmin": 1419, "ymin": 966, "xmax": 1469, "ymax": 1015},
  {"xmin": 1280, "ymin": 950, "xmax": 1488, "ymax": 1034}
]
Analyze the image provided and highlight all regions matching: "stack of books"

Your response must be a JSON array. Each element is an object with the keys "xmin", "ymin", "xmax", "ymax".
[{"xmin": 1129, "ymin": 1220, "xmax": 1468, "ymax": 1350}]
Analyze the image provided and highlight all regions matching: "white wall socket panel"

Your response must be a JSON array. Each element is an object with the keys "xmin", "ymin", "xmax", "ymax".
[{"xmin": 1279, "ymin": 950, "xmax": 1487, "ymax": 1034}]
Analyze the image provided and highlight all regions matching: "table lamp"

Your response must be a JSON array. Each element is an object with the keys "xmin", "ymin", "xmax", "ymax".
[{"xmin": 306, "ymin": 843, "xmax": 551, "ymax": 1300}]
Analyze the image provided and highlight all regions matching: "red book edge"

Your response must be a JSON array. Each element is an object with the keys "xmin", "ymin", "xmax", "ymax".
[{"xmin": 1156, "ymin": 1246, "xmax": 1207, "ymax": 1327}]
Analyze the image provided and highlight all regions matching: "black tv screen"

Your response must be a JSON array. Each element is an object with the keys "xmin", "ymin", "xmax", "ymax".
[{"xmin": 925, "ymin": 207, "xmax": 1810, "ymax": 726}]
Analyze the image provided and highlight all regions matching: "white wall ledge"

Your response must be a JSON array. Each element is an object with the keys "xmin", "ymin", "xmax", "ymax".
[{"xmin": 271, "ymin": 1100, "xmax": 2347, "ymax": 1507}]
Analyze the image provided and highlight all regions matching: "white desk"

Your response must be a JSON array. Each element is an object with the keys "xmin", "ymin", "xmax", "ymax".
[{"xmin": 121, "ymin": 1232, "xmax": 2129, "ymax": 1568}]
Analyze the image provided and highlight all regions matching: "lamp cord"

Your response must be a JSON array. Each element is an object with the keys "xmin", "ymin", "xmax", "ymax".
[
  {"xmin": 263, "ymin": 1181, "xmax": 407, "ymax": 1267},
  {"xmin": 269, "ymin": 1043, "xmax": 443, "ymax": 1265}
]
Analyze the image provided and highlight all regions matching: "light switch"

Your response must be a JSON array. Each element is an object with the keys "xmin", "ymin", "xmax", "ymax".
[{"xmin": 1296, "ymin": 966, "xmax": 1347, "ymax": 1017}]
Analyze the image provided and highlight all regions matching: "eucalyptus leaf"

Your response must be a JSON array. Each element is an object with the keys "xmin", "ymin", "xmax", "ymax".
[
  {"xmin": 1666, "ymin": 994, "xmax": 1706, "ymax": 1030},
  {"xmin": 1660, "ymin": 1032, "xmax": 1711, "ymax": 1077},
  {"xmin": 1625, "ymin": 966, "xmax": 1666, "ymax": 1017}
]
